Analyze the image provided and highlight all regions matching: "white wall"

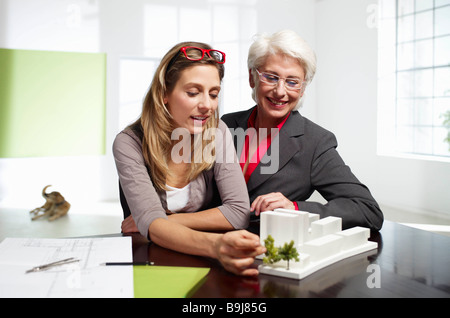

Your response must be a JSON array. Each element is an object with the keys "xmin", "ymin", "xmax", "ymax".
[{"xmin": 315, "ymin": 0, "xmax": 450, "ymax": 218}]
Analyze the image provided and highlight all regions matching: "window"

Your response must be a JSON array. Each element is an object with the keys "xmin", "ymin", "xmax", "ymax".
[
  {"xmin": 119, "ymin": 57, "xmax": 159, "ymax": 131},
  {"xmin": 378, "ymin": 0, "xmax": 450, "ymax": 160}
]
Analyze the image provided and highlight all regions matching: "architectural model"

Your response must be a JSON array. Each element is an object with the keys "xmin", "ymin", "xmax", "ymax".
[{"xmin": 258, "ymin": 209, "xmax": 378, "ymax": 280}]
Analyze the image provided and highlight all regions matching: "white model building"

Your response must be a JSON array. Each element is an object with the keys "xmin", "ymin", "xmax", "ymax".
[{"xmin": 258, "ymin": 209, "xmax": 378, "ymax": 280}]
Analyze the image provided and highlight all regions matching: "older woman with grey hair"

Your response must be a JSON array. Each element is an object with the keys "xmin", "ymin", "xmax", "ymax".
[{"xmin": 222, "ymin": 30, "xmax": 383, "ymax": 232}]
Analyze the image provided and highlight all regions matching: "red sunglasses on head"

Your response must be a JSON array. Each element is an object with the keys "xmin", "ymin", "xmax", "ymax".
[{"xmin": 179, "ymin": 46, "xmax": 226, "ymax": 64}]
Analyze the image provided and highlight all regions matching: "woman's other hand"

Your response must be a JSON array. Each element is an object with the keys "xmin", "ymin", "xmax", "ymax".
[
  {"xmin": 121, "ymin": 215, "xmax": 139, "ymax": 233},
  {"xmin": 250, "ymin": 192, "xmax": 296, "ymax": 216}
]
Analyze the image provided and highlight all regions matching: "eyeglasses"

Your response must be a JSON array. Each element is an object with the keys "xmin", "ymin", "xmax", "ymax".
[
  {"xmin": 255, "ymin": 69, "xmax": 306, "ymax": 91},
  {"xmin": 180, "ymin": 46, "xmax": 226, "ymax": 64}
]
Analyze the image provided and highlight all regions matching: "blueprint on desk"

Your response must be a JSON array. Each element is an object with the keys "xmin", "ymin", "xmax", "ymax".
[{"xmin": 0, "ymin": 236, "xmax": 133, "ymax": 298}]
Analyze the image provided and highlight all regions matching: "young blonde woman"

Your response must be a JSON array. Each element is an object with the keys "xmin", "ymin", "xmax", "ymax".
[{"xmin": 113, "ymin": 42, "xmax": 265, "ymax": 276}]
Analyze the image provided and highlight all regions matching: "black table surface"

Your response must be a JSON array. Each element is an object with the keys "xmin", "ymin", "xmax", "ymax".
[{"xmin": 126, "ymin": 220, "xmax": 450, "ymax": 298}]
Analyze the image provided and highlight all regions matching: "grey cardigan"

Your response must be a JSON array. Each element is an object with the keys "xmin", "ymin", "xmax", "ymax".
[
  {"xmin": 222, "ymin": 107, "xmax": 383, "ymax": 231},
  {"xmin": 113, "ymin": 120, "xmax": 250, "ymax": 237}
]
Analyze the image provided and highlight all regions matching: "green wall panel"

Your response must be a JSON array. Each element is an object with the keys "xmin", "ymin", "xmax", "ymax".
[{"xmin": 0, "ymin": 48, "xmax": 106, "ymax": 158}]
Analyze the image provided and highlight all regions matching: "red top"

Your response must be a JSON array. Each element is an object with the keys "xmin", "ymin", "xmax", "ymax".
[{"xmin": 239, "ymin": 109, "xmax": 298, "ymax": 210}]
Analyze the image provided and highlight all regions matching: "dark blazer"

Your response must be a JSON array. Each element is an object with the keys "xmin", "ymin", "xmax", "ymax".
[{"xmin": 221, "ymin": 106, "xmax": 383, "ymax": 231}]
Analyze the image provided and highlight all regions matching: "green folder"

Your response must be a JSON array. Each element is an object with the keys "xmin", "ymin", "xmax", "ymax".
[{"xmin": 133, "ymin": 266, "xmax": 210, "ymax": 298}]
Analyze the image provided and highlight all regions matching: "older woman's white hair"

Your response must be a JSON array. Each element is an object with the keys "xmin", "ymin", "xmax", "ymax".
[{"xmin": 248, "ymin": 30, "xmax": 317, "ymax": 110}]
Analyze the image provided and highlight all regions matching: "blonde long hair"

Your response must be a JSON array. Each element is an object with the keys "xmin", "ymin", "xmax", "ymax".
[{"xmin": 129, "ymin": 42, "xmax": 225, "ymax": 191}]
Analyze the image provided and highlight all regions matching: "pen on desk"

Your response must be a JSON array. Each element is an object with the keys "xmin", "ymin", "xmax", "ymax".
[
  {"xmin": 101, "ymin": 261, "xmax": 154, "ymax": 266},
  {"xmin": 25, "ymin": 257, "xmax": 80, "ymax": 274}
]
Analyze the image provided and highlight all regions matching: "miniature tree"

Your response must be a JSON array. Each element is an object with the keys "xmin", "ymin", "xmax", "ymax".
[
  {"xmin": 278, "ymin": 240, "xmax": 300, "ymax": 270},
  {"xmin": 263, "ymin": 235, "xmax": 281, "ymax": 265},
  {"xmin": 263, "ymin": 235, "xmax": 299, "ymax": 270}
]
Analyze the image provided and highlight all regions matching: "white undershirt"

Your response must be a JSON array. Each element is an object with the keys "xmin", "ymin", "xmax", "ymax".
[{"xmin": 166, "ymin": 183, "xmax": 191, "ymax": 212}]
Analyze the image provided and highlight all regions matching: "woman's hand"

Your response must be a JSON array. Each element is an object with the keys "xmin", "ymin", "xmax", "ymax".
[
  {"xmin": 129, "ymin": 216, "xmax": 266, "ymax": 276},
  {"xmin": 250, "ymin": 192, "xmax": 296, "ymax": 216},
  {"xmin": 214, "ymin": 230, "xmax": 266, "ymax": 276},
  {"xmin": 121, "ymin": 215, "xmax": 139, "ymax": 233}
]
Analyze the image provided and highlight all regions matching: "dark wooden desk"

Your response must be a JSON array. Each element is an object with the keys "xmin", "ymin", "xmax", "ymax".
[{"xmin": 126, "ymin": 220, "xmax": 450, "ymax": 298}]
